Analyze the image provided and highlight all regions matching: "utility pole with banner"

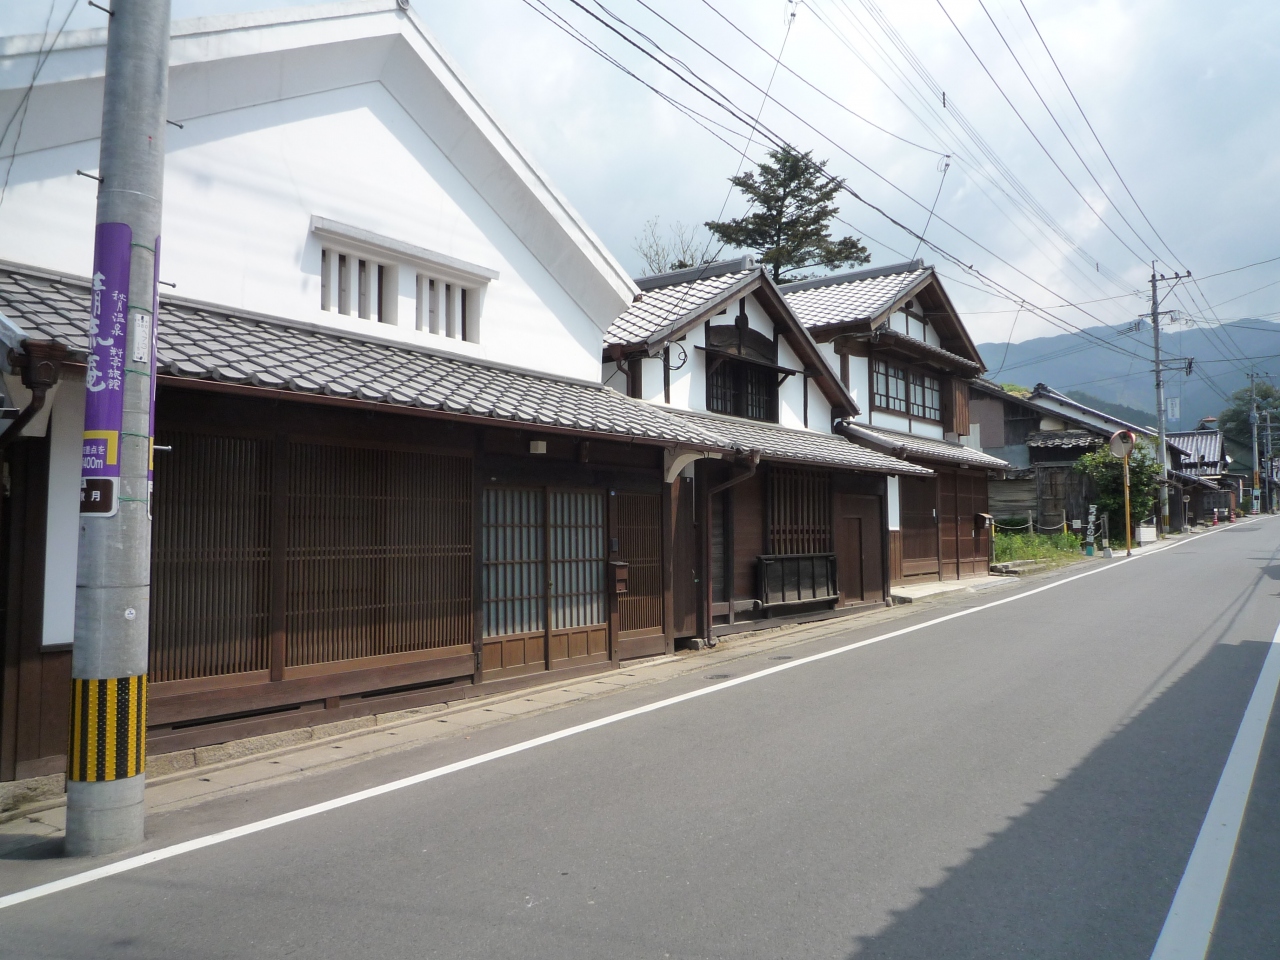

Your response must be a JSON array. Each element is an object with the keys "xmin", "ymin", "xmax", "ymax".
[
  {"xmin": 1110, "ymin": 430, "xmax": 1135, "ymax": 557},
  {"xmin": 66, "ymin": 0, "xmax": 171, "ymax": 857}
]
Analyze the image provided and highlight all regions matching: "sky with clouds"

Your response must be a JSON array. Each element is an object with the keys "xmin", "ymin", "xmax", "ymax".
[{"xmin": 4, "ymin": 0, "xmax": 1279, "ymax": 346}]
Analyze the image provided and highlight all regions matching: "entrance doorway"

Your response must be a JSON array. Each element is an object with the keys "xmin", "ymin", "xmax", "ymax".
[{"xmin": 480, "ymin": 488, "xmax": 609, "ymax": 677}]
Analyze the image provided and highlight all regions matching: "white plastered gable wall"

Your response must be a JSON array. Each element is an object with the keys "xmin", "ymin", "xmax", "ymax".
[
  {"xmin": 0, "ymin": 1, "xmax": 635, "ymax": 383},
  {"xmin": 607, "ymin": 288, "xmax": 836, "ymax": 433},
  {"xmin": 0, "ymin": 2, "xmax": 638, "ymax": 646}
]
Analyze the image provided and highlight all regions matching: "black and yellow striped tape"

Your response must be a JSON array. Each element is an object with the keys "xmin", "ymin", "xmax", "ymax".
[{"xmin": 68, "ymin": 675, "xmax": 146, "ymax": 782}]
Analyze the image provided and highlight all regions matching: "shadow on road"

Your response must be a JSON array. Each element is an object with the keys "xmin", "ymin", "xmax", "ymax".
[{"xmin": 846, "ymin": 637, "xmax": 1277, "ymax": 960}]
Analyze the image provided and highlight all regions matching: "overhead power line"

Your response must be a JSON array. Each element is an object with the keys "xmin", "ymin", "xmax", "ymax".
[{"xmin": 529, "ymin": 0, "xmax": 1156, "ymax": 366}]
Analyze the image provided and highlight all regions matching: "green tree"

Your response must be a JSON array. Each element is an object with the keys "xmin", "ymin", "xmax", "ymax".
[
  {"xmin": 704, "ymin": 146, "xmax": 869, "ymax": 283},
  {"xmin": 1217, "ymin": 382, "xmax": 1280, "ymax": 445},
  {"xmin": 1074, "ymin": 441, "xmax": 1162, "ymax": 538}
]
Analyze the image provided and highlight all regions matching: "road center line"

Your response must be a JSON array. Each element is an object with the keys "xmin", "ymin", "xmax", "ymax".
[
  {"xmin": 1149, "ymin": 615, "xmax": 1280, "ymax": 959},
  {"xmin": 0, "ymin": 518, "xmax": 1264, "ymax": 912}
]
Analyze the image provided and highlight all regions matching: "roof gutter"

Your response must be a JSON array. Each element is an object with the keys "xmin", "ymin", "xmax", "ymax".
[
  {"xmin": 833, "ymin": 418, "xmax": 908, "ymax": 460},
  {"xmin": 0, "ymin": 340, "xmax": 68, "ymax": 452}
]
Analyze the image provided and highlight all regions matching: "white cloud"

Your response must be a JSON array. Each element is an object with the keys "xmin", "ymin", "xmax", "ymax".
[{"xmin": 5, "ymin": 0, "xmax": 1279, "ymax": 344}]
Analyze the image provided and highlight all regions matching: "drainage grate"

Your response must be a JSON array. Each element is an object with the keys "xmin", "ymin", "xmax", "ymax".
[
  {"xmin": 704, "ymin": 674, "xmax": 732, "ymax": 680},
  {"xmin": 769, "ymin": 655, "xmax": 793, "ymax": 661}
]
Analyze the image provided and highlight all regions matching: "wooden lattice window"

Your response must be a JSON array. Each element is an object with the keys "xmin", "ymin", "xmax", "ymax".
[
  {"xmin": 549, "ymin": 491, "xmax": 606, "ymax": 629},
  {"xmin": 910, "ymin": 371, "xmax": 941, "ymax": 421},
  {"xmin": 150, "ymin": 433, "xmax": 273, "ymax": 682},
  {"xmin": 873, "ymin": 359, "xmax": 909, "ymax": 414},
  {"xmin": 768, "ymin": 468, "xmax": 832, "ymax": 555},
  {"xmin": 617, "ymin": 493, "xmax": 663, "ymax": 633},
  {"xmin": 707, "ymin": 357, "xmax": 778, "ymax": 423},
  {"xmin": 482, "ymin": 488, "xmax": 546, "ymax": 639},
  {"xmin": 285, "ymin": 445, "xmax": 473, "ymax": 666}
]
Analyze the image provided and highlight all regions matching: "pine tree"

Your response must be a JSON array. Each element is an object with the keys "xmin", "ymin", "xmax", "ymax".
[{"xmin": 705, "ymin": 146, "xmax": 869, "ymax": 283}]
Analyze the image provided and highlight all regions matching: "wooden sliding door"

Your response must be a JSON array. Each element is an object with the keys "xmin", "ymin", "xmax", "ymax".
[{"xmin": 480, "ymin": 487, "xmax": 608, "ymax": 677}]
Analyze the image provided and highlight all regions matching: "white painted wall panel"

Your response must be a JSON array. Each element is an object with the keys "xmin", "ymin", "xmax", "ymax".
[
  {"xmin": 43, "ymin": 375, "xmax": 85, "ymax": 647},
  {"xmin": 871, "ymin": 411, "xmax": 911, "ymax": 433},
  {"xmin": 887, "ymin": 476, "xmax": 901, "ymax": 530},
  {"xmin": 849, "ymin": 355, "xmax": 869, "ymax": 422},
  {"xmin": 0, "ymin": 85, "xmax": 606, "ymax": 381},
  {"xmin": 911, "ymin": 421, "xmax": 946, "ymax": 439}
]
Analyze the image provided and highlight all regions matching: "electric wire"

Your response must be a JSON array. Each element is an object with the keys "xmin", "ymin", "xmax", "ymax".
[{"xmin": 532, "ymin": 0, "xmax": 1157, "ymax": 367}]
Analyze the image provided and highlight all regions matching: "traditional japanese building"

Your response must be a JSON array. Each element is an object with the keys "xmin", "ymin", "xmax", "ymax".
[
  {"xmin": 0, "ymin": 3, "xmax": 737, "ymax": 776},
  {"xmin": 601, "ymin": 258, "xmax": 933, "ymax": 640},
  {"xmin": 781, "ymin": 262, "xmax": 1007, "ymax": 584}
]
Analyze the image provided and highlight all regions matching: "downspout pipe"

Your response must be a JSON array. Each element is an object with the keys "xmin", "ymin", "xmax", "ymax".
[
  {"xmin": 709, "ymin": 449, "xmax": 761, "ymax": 496},
  {"xmin": 0, "ymin": 340, "xmax": 69, "ymax": 452},
  {"xmin": 833, "ymin": 418, "xmax": 909, "ymax": 461}
]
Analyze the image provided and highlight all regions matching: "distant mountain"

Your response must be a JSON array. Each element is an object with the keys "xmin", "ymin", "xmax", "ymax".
[
  {"xmin": 1063, "ymin": 392, "xmax": 1156, "ymax": 429},
  {"xmin": 976, "ymin": 319, "xmax": 1279, "ymax": 430}
]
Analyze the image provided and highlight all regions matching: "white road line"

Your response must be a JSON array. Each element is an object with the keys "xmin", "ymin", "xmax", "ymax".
[
  {"xmin": 0, "ymin": 518, "xmax": 1264, "ymax": 912},
  {"xmin": 1149, "ymin": 616, "xmax": 1280, "ymax": 959}
]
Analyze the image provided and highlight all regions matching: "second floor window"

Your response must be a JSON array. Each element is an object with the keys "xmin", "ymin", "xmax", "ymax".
[
  {"xmin": 910, "ymin": 371, "xmax": 941, "ymax": 420},
  {"xmin": 874, "ymin": 359, "xmax": 941, "ymax": 421},
  {"xmin": 707, "ymin": 358, "xmax": 777, "ymax": 422},
  {"xmin": 873, "ymin": 359, "xmax": 908, "ymax": 414}
]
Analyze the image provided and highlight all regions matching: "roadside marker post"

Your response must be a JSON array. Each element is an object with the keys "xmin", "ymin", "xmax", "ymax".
[{"xmin": 1110, "ymin": 430, "xmax": 1135, "ymax": 557}]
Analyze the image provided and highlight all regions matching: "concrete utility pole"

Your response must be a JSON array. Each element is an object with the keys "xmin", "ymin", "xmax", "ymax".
[
  {"xmin": 1247, "ymin": 372, "xmax": 1262, "ymax": 515},
  {"xmin": 65, "ymin": 0, "xmax": 171, "ymax": 857},
  {"xmin": 1150, "ymin": 265, "xmax": 1190, "ymax": 535},
  {"xmin": 1265, "ymin": 410, "xmax": 1273, "ymax": 512}
]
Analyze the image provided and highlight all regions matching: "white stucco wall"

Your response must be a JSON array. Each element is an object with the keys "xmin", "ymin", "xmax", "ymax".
[
  {"xmin": 911, "ymin": 421, "xmax": 946, "ymax": 439},
  {"xmin": 871, "ymin": 411, "xmax": 912, "ymax": 433},
  {"xmin": 848, "ymin": 354, "xmax": 869, "ymax": 423},
  {"xmin": 886, "ymin": 476, "xmax": 900, "ymax": 530},
  {"xmin": 0, "ymin": 83, "xmax": 608, "ymax": 381}
]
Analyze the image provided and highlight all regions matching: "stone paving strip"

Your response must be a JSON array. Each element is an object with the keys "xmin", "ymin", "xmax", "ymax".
[{"xmin": 0, "ymin": 570, "xmax": 1045, "ymax": 856}]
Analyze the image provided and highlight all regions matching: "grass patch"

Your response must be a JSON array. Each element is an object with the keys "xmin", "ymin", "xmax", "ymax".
[{"xmin": 993, "ymin": 530, "xmax": 1083, "ymax": 564}]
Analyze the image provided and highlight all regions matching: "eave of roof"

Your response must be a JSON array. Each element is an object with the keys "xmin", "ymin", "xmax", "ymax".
[
  {"xmin": 852, "ymin": 423, "xmax": 1010, "ymax": 469},
  {"xmin": 1026, "ymin": 430, "xmax": 1102, "ymax": 448},
  {"xmin": 666, "ymin": 409, "xmax": 933, "ymax": 476},
  {"xmin": 838, "ymin": 324, "xmax": 981, "ymax": 375},
  {"xmin": 1028, "ymin": 384, "xmax": 1157, "ymax": 437},
  {"xmin": 604, "ymin": 264, "xmax": 758, "ymax": 349},
  {"xmin": 780, "ymin": 262, "xmax": 984, "ymax": 367},
  {"xmin": 0, "ymin": 264, "xmax": 730, "ymax": 451}
]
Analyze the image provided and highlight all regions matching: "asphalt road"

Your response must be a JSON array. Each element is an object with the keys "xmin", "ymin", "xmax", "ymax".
[{"xmin": 3, "ymin": 518, "xmax": 1279, "ymax": 959}]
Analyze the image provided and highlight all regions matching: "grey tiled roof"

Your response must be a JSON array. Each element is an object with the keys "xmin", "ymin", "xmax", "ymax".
[
  {"xmin": 1168, "ymin": 429, "xmax": 1225, "ymax": 472},
  {"xmin": 859, "ymin": 424, "xmax": 1010, "ymax": 469},
  {"xmin": 604, "ymin": 269, "xmax": 754, "ymax": 347},
  {"xmin": 1026, "ymin": 429, "xmax": 1103, "ymax": 449},
  {"xmin": 0, "ymin": 265, "xmax": 732, "ymax": 449},
  {"xmin": 667, "ymin": 410, "xmax": 933, "ymax": 476},
  {"xmin": 781, "ymin": 262, "xmax": 927, "ymax": 329}
]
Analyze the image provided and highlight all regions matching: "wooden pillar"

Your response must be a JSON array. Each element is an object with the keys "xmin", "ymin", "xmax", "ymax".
[
  {"xmin": 268, "ymin": 435, "xmax": 289, "ymax": 683},
  {"xmin": 662, "ymin": 480, "xmax": 676, "ymax": 654}
]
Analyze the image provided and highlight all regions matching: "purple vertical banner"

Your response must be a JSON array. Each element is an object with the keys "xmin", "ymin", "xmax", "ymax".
[
  {"xmin": 147, "ymin": 236, "xmax": 160, "ymax": 519},
  {"xmin": 81, "ymin": 221, "xmax": 131, "ymax": 517}
]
